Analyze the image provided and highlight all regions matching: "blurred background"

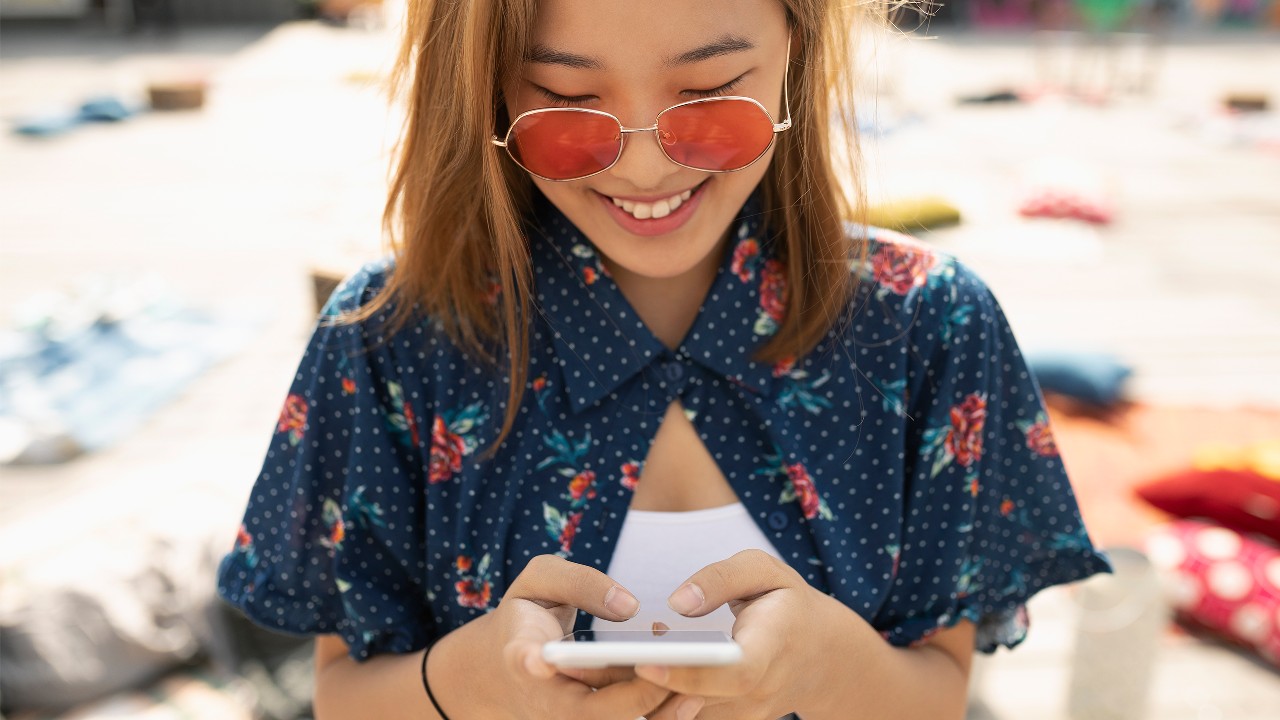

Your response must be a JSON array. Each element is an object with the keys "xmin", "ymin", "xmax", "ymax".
[{"xmin": 1, "ymin": 0, "xmax": 1278, "ymax": 718}]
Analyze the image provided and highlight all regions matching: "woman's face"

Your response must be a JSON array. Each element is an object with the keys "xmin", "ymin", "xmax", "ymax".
[{"xmin": 508, "ymin": 0, "xmax": 791, "ymax": 284}]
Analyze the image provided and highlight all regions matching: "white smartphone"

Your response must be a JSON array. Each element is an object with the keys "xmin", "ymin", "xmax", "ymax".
[{"xmin": 542, "ymin": 629, "xmax": 743, "ymax": 669}]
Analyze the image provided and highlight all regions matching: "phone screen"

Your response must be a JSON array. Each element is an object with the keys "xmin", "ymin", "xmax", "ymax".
[{"xmin": 544, "ymin": 628, "xmax": 741, "ymax": 667}]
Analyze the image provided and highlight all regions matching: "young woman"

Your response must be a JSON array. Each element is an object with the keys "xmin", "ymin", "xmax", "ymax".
[{"xmin": 217, "ymin": 1, "xmax": 1111, "ymax": 718}]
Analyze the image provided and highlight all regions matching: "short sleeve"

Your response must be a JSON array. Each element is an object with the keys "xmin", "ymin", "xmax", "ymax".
[
  {"xmin": 873, "ymin": 259, "xmax": 1112, "ymax": 653},
  {"xmin": 216, "ymin": 262, "xmax": 434, "ymax": 660}
]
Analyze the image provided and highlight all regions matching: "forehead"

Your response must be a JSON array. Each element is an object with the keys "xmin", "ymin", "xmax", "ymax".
[{"xmin": 530, "ymin": 0, "xmax": 787, "ymax": 67}]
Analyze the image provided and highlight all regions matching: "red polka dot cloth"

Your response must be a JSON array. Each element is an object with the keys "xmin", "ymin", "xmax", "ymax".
[{"xmin": 1146, "ymin": 520, "xmax": 1280, "ymax": 666}]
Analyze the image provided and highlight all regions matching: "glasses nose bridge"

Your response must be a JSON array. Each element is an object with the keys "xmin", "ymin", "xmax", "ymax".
[
  {"xmin": 613, "ymin": 116, "xmax": 673, "ymax": 169},
  {"xmin": 618, "ymin": 123, "xmax": 659, "ymax": 134}
]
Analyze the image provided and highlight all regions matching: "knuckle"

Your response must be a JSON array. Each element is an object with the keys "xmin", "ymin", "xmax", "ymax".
[
  {"xmin": 569, "ymin": 565, "xmax": 600, "ymax": 595},
  {"xmin": 527, "ymin": 553, "xmax": 561, "ymax": 576},
  {"xmin": 708, "ymin": 560, "xmax": 737, "ymax": 589}
]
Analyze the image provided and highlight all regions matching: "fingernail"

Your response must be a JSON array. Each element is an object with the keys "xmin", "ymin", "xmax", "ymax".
[
  {"xmin": 605, "ymin": 585, "xmax": 640, "ymax": 618},
  {"xmin": 677, "ymin": 696, "xmax": 705, "ymax": 720},
  {"xmin": 668, "ymin": 583, "xmax": 704, "ymax": 615}
]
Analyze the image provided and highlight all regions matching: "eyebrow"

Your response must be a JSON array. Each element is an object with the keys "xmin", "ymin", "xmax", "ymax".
[
  {"xmin": 526, "ymin": 34, "xmax": 756, "ymax": 70},
  {"xmin": 665, "ymin": 35, "xmax": 755, "ymax": 67}
]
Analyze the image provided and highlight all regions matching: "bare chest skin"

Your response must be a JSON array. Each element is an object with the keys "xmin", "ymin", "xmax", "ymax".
[{"xmin": 628, "ymin": 400, "xmax": 741, "ymax": 512}]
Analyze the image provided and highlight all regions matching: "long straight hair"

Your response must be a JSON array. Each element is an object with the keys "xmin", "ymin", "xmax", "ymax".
[{"xmin": 354, "ymin": 0, "xmax": 881, "ymax": 450}]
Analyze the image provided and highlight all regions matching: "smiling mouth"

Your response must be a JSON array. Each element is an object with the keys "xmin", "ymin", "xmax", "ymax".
[{"xmin": 601, "ymin": 180, "xmax": 707, "ymax": 220}]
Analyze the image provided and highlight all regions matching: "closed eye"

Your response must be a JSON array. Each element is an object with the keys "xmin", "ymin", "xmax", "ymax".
[
  {"xmin": 533, "ymin": 85, "xmax": 594, "ymax": 107},
  {"xmin": 683, "ymin": 73, "xmax": 747, "ymax": 99},
  {"xmin": 531, "ymin": 73, "xmax": 750, "ymax": 108}
]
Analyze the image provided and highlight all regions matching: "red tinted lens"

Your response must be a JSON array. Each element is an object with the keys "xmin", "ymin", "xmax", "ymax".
[
  {"xmin": 657, "ymin": 99, "xmax": 775, "ymax": 171},
  {"xmin": 507, "ymin": 110, "xmax": 621, "ymax": 180}
]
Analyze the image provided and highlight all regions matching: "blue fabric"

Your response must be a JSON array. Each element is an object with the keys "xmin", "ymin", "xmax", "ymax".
[
  {"xmin": 12, "ymin": 96, "xmax": 138, "ymax": 137},
  {"xmin": 0, "ymin": 295, "xmax": 251, "ymax": 462},
  {"xmin": 217, "ymin": 189, "xmax": 1111, "ymax": 661},
  {"xmin": 1025, "ymin": 350, "xmax": 1133, "ymax": 407}
]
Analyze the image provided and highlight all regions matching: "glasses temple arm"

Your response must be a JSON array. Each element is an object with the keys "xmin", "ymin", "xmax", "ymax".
[{"xmin": 775, "ymin": 36, "xmax": 793, "ymax": 132}]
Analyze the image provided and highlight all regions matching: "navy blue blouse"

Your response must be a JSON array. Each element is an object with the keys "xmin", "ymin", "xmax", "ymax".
[{"xmin": 217, "ymin": 190, "xmax": 1111, "ymax": 661}]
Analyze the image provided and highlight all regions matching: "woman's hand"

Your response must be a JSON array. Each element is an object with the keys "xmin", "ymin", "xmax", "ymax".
[
  {"xmin": 630, "ymin": 549, "xmax": 847, "ymax": 720},
  {"xmin": 428, "ymin": 554, "xmax": 673, "ymax": 720}
]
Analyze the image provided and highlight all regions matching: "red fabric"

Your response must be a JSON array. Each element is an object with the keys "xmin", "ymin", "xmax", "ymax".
[
  {"xmin": 1044, "ymin": 402, "xmax": 1280, "ymax": 548},
  {"xmin": 1145, "ymin": 520, "xmax": 1280, "ymax": 667},
  {"xmin": 1136, "ymin": 468, "xmax": 1280, "ymax": 545},
  {"xmin": 1018, "ymin": 189, "xmax": 1113, "ymax": 224}
]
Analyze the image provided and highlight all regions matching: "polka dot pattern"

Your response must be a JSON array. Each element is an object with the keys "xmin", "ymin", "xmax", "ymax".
[
  {"xmin": 1146, "ymin": 520, "xmax": 1280, "ymax": 667},
  {"xmin": 216, "ymin": 191, "xmax": 1110, "ymax": 660}
]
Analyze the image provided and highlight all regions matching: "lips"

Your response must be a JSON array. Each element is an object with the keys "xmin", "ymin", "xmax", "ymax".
[{"xmin": 595, "ymin": 179, "xmax": 709, "ymax": 237}]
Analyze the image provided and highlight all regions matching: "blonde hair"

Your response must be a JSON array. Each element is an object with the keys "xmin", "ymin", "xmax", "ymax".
[{"xmin": 356, "ymin": 0, "xmax": 886, "ymax": 449}]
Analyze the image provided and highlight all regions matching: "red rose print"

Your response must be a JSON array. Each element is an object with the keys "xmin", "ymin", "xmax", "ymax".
[
  {"xmin": 583, "ymin": 267, "xmax": 598, "ymax": 285},
  {"xmin": 732, "ymin": 238, "xmax": 760, "ymax": 282},
  {"xmin": 236, "ymin": 525, "xmax": 252, "ymax": 549},
  {"xmin": 429, "ymin": 416, "xmax": 466, "ymax": 484},
  {"xmin": 455, "ymin": 555, "xmax": 472, "ymax": 572},
  {"xmin": 559, "ymin": 511, "xmax": 584, "ymax": 553},
  {"xmin": 787, "ymin": 463, "xmax": 822, "ymax": 520},
  {"xmin": 1024, "ymin": 421, "xmax": 1059, "ymax": 457},
  {"xmin": 329, "ymin": 519, "xmax": 345, "ymax": 547},
  {"xmin": 455, "ymin": 578, "xmax": 492, "ymax": 609},
  {"xmin": 277, "ymin": 394, "xmax": 308, "ymax": 441},
  {"xmin": 1000, "ymin": 499, "xmax": 1015, "ymax": 517},
  {"xmin": 569, "ymin": 471, "xmax": 597, "ymax": 502},
  {"xmin": 403, "ymin": 403, "xmax": 421, "ymax": 448},
  {"xmin": 759, "ymin": 259, "xmax": 788, "ymax": 322},
  {"xmin": 341, "ymin": 377, "xmax": 356, "ymax": 395},
  {"xmin": 772, "ymin": 356, "xmax": 796, "ymax": 378},
  {"xmin": 872, "ymin": 245, "xmax": 936, "ymax": 296},
  {"xmin": 945, "ymin": 393, "xmax": 987, "ymax": 468},
  {"xmin": 621, "ymin": 462, "xmax": 641, "ymax": 491},
  {"xmin": 969, "ymin": 477, "xmax": 980, "ymax": 498},
  {"xmin": 532, "ymin": 376, "xmax": 547, "ymax": 393}
]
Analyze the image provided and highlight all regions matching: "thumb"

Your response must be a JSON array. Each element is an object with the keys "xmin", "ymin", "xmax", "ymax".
[{"xmin": 666, "ymin": 549, "xmax": 795, "ymax": 617}]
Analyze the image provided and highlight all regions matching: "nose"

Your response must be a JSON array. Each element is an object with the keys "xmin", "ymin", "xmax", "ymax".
[{"xmin": 610, "ymin": 122, "xmax": 684, "ymax": 190}]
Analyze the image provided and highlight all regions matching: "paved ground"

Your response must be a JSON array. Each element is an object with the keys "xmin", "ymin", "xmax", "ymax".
[{"xmin": 1, "ymin": 17, "xmax": 1278, "ymax": 720}]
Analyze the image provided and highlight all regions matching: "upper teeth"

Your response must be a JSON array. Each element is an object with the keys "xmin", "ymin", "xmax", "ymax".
[{"xmin": 612, "ymin": 189, "xmax": 694, "ymax": 220}]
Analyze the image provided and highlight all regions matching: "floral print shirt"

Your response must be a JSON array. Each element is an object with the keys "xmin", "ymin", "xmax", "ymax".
[{"xmin": 217, "ymin": 189, "xmax": 1111, "ymax": 661}]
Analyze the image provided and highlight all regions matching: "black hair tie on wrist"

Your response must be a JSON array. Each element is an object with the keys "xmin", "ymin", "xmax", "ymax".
[{"xmin": 421, "ymin": 639, "xmax": 453, "ymax": 720}]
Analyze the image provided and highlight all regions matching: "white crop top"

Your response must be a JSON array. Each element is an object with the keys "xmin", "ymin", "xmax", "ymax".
[{"xmin": 589, "ymin": 502, "xmax": 784, "ymax": 634}]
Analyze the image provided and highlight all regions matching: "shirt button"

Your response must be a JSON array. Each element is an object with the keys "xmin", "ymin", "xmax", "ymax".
[
  {"xmin": 767, "ymin": 511, "xmax": 789, "ymax": 531},
  {"xmin": 663, "ymin": 362, "xmax": 684, "ymax": 383}
]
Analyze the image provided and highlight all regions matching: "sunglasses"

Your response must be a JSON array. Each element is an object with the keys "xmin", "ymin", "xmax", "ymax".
[{"xmin": 491, "ymin": 50, "xmax": 793, "ymax": 182}]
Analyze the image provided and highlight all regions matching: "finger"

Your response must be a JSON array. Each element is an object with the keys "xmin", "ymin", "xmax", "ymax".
[
  {"xmin": 508, "ymin": 554, "xmax": 642, "ymax": 621},
  {"xmin": 634, "ymin": 613, "xmax": 784, "ymax": 700},
  {"xmin": 557, "ymin": 664, "xmax": 636, "ymax": 687},
  {"xmin": 503, "ymin": 601, "xmax": 574, "ymax": 680},
  {"xmin": 576, "ymin": 676, "xmax": 673, "ymax": 719},
  {"xmin": 666, "ymin": 549, "xmax": 797, "ymax": 618},
  {"xmin": 644, "ymin": 693, "xmax": 707, "ymax": 720}
]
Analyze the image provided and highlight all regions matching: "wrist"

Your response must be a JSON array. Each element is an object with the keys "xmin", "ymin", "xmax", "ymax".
[
  {"xmin": 426, "ymin": 615, "xmax": 509, "ymax": 720},
  {"xmin": 790, "ymin": 591, "xmax": 870, "ymax": 719}
]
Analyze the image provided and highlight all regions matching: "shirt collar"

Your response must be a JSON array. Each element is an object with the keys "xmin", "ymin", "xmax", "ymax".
[{"xmin": 527, "ymin": 188, "xmax": 782, "ymax": 414}]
